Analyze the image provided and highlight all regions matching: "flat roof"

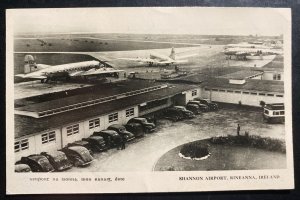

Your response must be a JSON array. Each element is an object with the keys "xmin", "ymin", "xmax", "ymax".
[
  {"xmin": 203, "ymin": 78, "xmax": 284, "ymax": 93},
  {"xmin": 15, "ymin": 80, "xmax": 166, "ymax": 117},
  {"xmin": 219, "ymin": 70, "xmax": 263, "ymax": 80},
  {"xmin": 262, "ymin": 55, "xmax": 284, "ymax": 72},
  {"xmin": 15, "ymin": 83, "xmax": 198, "ymax": 138}
]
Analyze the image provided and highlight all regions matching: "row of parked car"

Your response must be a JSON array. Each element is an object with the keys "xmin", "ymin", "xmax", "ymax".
[
  {"xmin": 163, "ymin": 98, "xmax": 219, "ymax": 121},
  {"xmin": 15, "ymin": 118, "xmax": 157, "ymax": 172}
]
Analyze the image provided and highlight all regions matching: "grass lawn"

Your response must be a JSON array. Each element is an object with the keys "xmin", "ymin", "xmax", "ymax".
[{"xmin": 154, "ymin": 140, "xmax": 286, "ymax": 171}]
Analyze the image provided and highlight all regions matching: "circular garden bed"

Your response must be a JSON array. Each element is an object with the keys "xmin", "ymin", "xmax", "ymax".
[{"xmin": 154, "ymin": 135, "xmax": 286, "ymax": 171}]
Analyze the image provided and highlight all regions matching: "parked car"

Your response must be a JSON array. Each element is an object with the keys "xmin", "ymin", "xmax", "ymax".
[
  {"xmin": 187, "ymin": 101, "xmax": 209, "ymax": 112},
  {"xmin": 66, "ymin": 140, "xmax": 94, "ymax": 155},
  {"xmin": 127, "ymin": 117, "xmax": 156, "ymax": 133},
  {"xmin": 194, "ymin": 98, "xmax": 219, "ymax": 111},
  {"xmin": 163, "ymin": 108, "xmax": 185, "ymax": 122},
  {"xmin": 15, "ymin": 163, "xmax": 31, "ymax": 173},
  {"xmin": 186, "ymin": 104, "xmax": 202, "ymax": 115},
  {"xmin": 19, "ymin": 154, "xmax": 55, "ymax": 172},
  {"xmin": 108, "ymin": 124, "xmax": 135, "ymax": 142},
  {"xmin": 41, "ymin": 151, "xmax": 73, "ymax": 171},
  {"xmin": 61, "ymin": 146, "xmax": 93, "ymax": 167},
  {"xmin": 124, "ymin": 123, "xmax": 145, "ymax": 137},
  {"xmin": 92, "ymin": 130, "xmax": 122, "ymax": 148},
  {"xmin": 82, "ymin": 135, "xmax": 109, "ymax": 152},
  {"xmin": 173, "ymin": 106, "xmax": 196, "ymax": 119}
]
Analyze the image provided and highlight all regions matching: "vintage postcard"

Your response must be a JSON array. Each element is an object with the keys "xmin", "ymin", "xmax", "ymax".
[{"xmin": 6, "ymin": 7, "xmax": 294, "ymax": 194}]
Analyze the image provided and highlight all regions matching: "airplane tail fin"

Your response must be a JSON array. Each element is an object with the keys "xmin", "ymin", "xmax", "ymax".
[
  {"xmin": 24, "ymin": 55, "xmax": 39, "ymax": 74},
  {"xmin": 169, "ymin": 47, "xmax": 175, "ymax": 60}
]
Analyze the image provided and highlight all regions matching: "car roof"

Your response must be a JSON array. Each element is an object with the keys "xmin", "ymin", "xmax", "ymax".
[
  {"xmin": 15, "ymin": 164, "xmax": 30, "ymax": 169},
  {"xmin": 27, "ymin": 154, "xmax": 47, "ymax": 162},
  {"xmin": 126, "ymin": 122, "xmax": 142, "ymax": 127},
  {"xmin": 174, "ymin": 106, "xmax": 185, "ymax": 109},
  {"xmin": 43, "ymin": 151, "xmax": 66, "ymax": 157},
  {"xmin": 88, "ymin": 135, "xmax": 104, "ymax": 140},
  {"xmin": 67, "ymin": 146, "xmax": 88, "ymax": 152},
  {"xmin": 131, "ymin": 117, "xmax": 145, "ymax": 120},
  {"xmin": 100, "ymin": 129, "xmax": 119, "ymax": 135},
  {"xmin": 108, "ymin": 124, "xmax": 125, "ymax": 129},
  {"xmin": 72, "ymin": 140, "xmax": 89, "ymax": 145}
]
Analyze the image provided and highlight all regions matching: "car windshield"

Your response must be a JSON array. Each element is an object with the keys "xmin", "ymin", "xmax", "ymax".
[
  {"xmin": 80, "ymin": 150, "xmax": 89, "ymax": 155},
  {"xmin": 38, "ymin": 157, "xmax": 49, "ymax": 165},
  {"xmin": 54, "ymin": 154, "xmax": 67, "ymax": 162}
]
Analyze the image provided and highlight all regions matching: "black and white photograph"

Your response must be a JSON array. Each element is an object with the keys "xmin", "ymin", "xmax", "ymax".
[{"xmin": 6, "ymin": 7, "xmax": 293, "ymax": 193}]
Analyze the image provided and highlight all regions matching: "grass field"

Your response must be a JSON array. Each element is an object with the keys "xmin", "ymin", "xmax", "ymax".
[{"xmin": 14, "ymin": 37, "xmax": 195, "ymax": 52}]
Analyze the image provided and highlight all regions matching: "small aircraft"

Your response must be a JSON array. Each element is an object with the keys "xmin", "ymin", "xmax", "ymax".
[
  {"xmin": 118, "ymin": 47, "xmax": 198, "ymax": 66},
  {"xmin": 223, "ymin": 47, "xmax": 283, "ymax": 60},
  {"xmin": 15, "ymin": 55, "xmax": 124, "ymax": 83}
]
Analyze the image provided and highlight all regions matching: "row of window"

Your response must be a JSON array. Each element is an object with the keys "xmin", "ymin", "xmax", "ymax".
[
  {"xmin": 192, "ymin": 90, "xmax": 198, "ymax": 96},
  {"xmin": 264, "ymin": 110, "xmax": 285, "ymax": 116},
  {"xmin": 16, "ymin": 108, "xmax": 136, "ymax": 153},
  {"xmin": 15, "ymin": 131, "xmax": 57, "ymax": 152},
  {"xmin": 273, "ymin": 73, "xmax": 281, "ymax": 81},
  {"xmin": 204, "ymin": 88, "xmax": 284, "ymax": 97}
]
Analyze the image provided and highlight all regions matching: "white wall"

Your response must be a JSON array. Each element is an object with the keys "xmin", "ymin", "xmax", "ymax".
[
  {"xmin": 15, "ymin": 129, "xmax": 61, "ymax": 162},
  {"xmin": 263, "ymin": 71, "xmax": 284, "ymax": 81},
  {"xmin": 185, "ymin": 88, "xmax": 201, "ymax": 104},
  {"xmin": 202, "ymin": 88, "xmax": 284, "ymax": 107}
]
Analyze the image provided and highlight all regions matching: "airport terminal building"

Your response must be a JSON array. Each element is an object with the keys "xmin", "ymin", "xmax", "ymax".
[{"xmin": 14, "ymin": 80, "xmax": 200, "ymax": 161}]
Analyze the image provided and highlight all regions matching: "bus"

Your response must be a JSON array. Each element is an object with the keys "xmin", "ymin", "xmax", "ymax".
[{"xmin": 263, "ymin": 103, "xmax": 285, "ymax": 123}]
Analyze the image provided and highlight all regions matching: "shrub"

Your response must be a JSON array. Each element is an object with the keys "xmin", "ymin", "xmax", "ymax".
[
  {"xmin": 209, "ymin": 135, "xmax": 285, "ymax": 153},
  {"xmin": 180, "ymin": 141, "xmax": 209, "ymax": 159}
]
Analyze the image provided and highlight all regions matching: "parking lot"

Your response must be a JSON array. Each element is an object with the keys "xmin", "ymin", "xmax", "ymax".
[{"xmin": 67, "ymin": 105, "xmax": 285, "ymax": 172}]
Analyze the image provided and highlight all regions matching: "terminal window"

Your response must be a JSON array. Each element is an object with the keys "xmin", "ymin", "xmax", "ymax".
[
  {"xmin": 15, "ymin": 139, "xmax": 29, "ymax": 152},
  {"xmin": 67, "ymin": 124, "xmax": 79, "ymax": 136},
  {"xmin": 41, "ymin": 131, "xmax": 56, "ymax": 144},
  {"xmin": 109, "ymin": 113, "xmax": 118, "ymax": 123},
  {"xmin": 192, "ymin": 90, "xmax": 198, "ymax": 96},
  {"xmin": 89, "ymin": 118, "xmax": 100, "ymax": 129},
  {"xmin": 126, "ymin": 108, "xmax": 135, "ymax": 117}
]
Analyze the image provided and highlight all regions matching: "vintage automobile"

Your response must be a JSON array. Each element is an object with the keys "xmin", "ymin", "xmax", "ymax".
[
  {"xmin": 19, "ymin": 154, "xmax": 55, "ymax": 172},
  {"xmin": 194, "ymin": 98, "xmax": 219, "ymax": 111},
  {"xmin": 92, "ymin": 130, "xmax": 122, "ymax": 148},
  {"xmin": 124, "ymin": 123, "xmax": 145, "ymax": 137},
  {"xmin": 41, "ymin": 151, "xmax": 73, "ymax": 171},
  {"xmin": 60, "ymin": 146, "xmax": 93, "ymax": 167},
  {"xmin": 186, "ymin": 104, "xmax": 202, "ymax": 115},
  {"xmin": 108, "ymin": 124, "xmax": 135, "ymax": 142},
  {"xmin": 187, "ymin": 100, "xmax": 209, "ymax": 112},
  {"xmin": 15, "ymin": 163, "xmax": 31, "ymax": 173},
  {"xmin": 163, "ymin": 108, "xmax": 185, "ymax": 122},
  {"xmin": 82, "ymin": 135, "xmax": 109, "ymax": 152},
  {"xmin": 127, "ymin": 117, "xmax": 156, "ymax": 133},
  {"xmin": 173, "ymin": 106, "xmax": 196, "ymax": 119},
  {"xmin": 66, "ymin": 140, "xmax": 94, "ymax": 155}
]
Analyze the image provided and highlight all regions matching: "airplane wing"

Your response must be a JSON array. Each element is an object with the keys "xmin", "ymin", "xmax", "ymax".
[
  {"xmin": 15, "ymin": 74, "xmax": 47, "ymax": 79},
  {"xmin": 70, "ymin": 68, "xmax": 124, "ymax": 77},
  {"xmin": 158, "ymin": 60, "xmax": 188, "ymax": 64}
]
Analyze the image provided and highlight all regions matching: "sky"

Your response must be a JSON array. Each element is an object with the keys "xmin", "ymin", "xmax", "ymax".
[{"xmin": 8, "ymin": 7, "xmax": 290, "ymax": 36}]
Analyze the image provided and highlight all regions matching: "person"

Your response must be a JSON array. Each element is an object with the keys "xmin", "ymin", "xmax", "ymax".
[
  {"xmin": 121, "ymin": 135, "xmax": 126, "ymax": 150},
  {"xmin": 237, "ymin": 124, "xmax": 240, "ymax": 136}
]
